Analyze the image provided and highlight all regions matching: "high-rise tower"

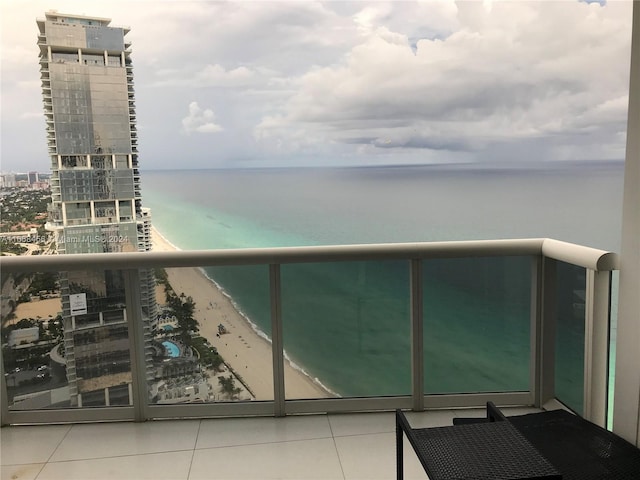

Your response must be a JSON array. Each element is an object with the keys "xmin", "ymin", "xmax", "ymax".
[{"xmin": 38, "ymin": 11, "xmax": 156, "ymax": 406}]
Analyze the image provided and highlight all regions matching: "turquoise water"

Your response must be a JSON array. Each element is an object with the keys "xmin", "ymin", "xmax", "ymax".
[
  {"xmin": 162, "ymin": 341, "xmax": 180, "ymax": 358},
  {"xmin": 142, "ymin": 164, "xmax": 623, "ymax": 399}
]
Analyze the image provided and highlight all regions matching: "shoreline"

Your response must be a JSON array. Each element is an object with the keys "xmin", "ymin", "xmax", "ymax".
[
  {"xmin": 151, "ymin": 226, "xmax": 332, "ymax": 400},
  {"xmin": 195, "ymin": 264, "xmax": 340, "ymax": 398}
]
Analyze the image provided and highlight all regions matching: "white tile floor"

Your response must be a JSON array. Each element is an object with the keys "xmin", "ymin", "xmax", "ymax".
[{"xmin": 1, "ymin": 407, "xmax": 541, "ymax": 480}]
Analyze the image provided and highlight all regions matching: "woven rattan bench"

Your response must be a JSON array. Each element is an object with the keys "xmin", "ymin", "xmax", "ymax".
[
  {"xmin": 396, "ymin": 404, "xmax": 561, "ymax": 480},
  {"xmin": 397, "ymin": 403, "xmax": 640, "ymax": 480},
  {"xmin": 506, "ymin": 409, "xmax": 640, "ymax": 480}
]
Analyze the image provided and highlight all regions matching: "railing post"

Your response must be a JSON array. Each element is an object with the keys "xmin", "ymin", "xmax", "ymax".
[
  {"xmin": 583, "ymin": 270, "xmax": 611, "ymax": 427},
  {"xmin": 270, "ymin": 264, "xmax": 286, "ymax": 417},
  {"xmin": 0, "ymin": 347, "xmax": 8, "ymax": 426},
  {"xmin": 538, "ymin": 257, "xmax": 557, "ymax": 408},
  {"xmin": 530, "ymin": 256, "xmax": 542, "ymax": 407},
  {"xmin": 124, "ymin": 268, "xmax": 148, "ymax": 422},
  {"xmin": 410, "ymin": 259, "xmax": 424, "ymax": 411}
]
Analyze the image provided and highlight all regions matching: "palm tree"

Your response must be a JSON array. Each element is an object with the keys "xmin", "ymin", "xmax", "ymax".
[
  {"xmin": 218, "ymin": 375, "xmax": 241, "ymax": 399},
  {"xmin": 167, "ymin": 293, "xmax": 199, "ymax": 346}
]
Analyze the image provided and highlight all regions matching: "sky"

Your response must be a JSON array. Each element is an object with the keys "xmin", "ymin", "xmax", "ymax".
[{"xmin": 0, "ymin": 0, "xmax": 633, "ymax": 171}]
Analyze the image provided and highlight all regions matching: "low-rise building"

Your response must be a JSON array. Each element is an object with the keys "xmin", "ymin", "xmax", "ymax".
[{"xmin": 8, "ymin": 327, "xmax": 40, "ymax": 347}]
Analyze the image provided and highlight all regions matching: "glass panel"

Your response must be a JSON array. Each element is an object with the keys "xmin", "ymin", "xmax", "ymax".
[
  {"xmin": 49, "ymin": 62, "xmax": 131, "ymax": 156},
  {"xmin": 61, "ymin": 155, "xmax": 87, "ymax": 169},
  {"xmin": 115, "ymin": 155, "xmax": 129, "ymax": 169},
  {"xmin": 281, "ymin": 261, "xmax": 410, "ymax": 399},
  {"xmin": 423, "ymin": 256, "xmax": 531, "ymax": 394},
  {"xmin": 1, "ymin": 269, "xmax": 133, "ymax": 410},
  {"xmin": 148, "ymin": 266, "xmax": 271, "ymax": 404},
  {"xmin": 58, "ymin": 224, "xmax": 137, "ymax": 254},
  {"xmin": 94, "ymin": 201, "xmax": 117, "ymax": 223},
  {"xmin": 84, "ymin": 25, "xmax": 125, "ymax": 51},
  {"xmin": 64, "ymin": 202, "xmax": 91, "ymax": 225},
  {"xmin": 91, "ymin": 155, "xmax": 111, "ymax": 170},
  {"xmin": 52, "ymin": 52, "xmax": 79, "ymax": 64},
  {"xmin": 83, "ymin": 53, "xmax": 105, "ymax": 67},
  {"xmin": 47, "ymin": 23, "xmax": 86, "ymax": 48},
  {"xmin": 107, "ymin": 55, "xmax": 122, "ymax": 67},
  {"xmin": 554, "ymin": 261, "xmax": 586, "ymax": 415},
  {"xmin": 608, "ymin": 270, "xmax": 619, "ymax": 429},
  {"xmin": 119, "ymin": 200, "xmax": 133, "ymax": 221}
]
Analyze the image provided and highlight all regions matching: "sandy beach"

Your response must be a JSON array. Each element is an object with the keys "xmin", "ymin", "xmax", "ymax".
[
  {"xmin": 5, "ymin": 297, "xmax": 61, "ymax": 327},
  {"xmin": 152, "ymin": 227, "xmax": 330, "ymax": 400}
]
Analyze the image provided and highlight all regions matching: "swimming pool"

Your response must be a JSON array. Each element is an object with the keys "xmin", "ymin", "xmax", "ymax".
[{"xmin": 162, "ymin": 340, "xmax": 180, "ymax": 358}]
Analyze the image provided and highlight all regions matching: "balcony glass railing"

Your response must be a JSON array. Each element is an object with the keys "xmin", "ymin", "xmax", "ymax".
[
  {"xmin": 554, "ymin": 261, "xmax": 587, "ymax": 415},
  {"xmin": 282, "ymin": 260, "xmax": 411, "ymax": 399},
  {"xmin": 0, "ymin": 239, "xmax": 617, "ymax": 425},
  {"xmin": 423, "ymin": 256, "xmax": 531, "ymax": 395}
]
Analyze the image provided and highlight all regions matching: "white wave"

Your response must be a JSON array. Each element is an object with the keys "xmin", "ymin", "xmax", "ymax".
[{"xmin": 197, "ymin": 266, "xmax": 340, "ymax": 398}]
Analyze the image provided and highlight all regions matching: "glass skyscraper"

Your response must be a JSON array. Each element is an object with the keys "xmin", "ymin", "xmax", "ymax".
[{"xmin": 38, "ymin": 11, "xmax": 156, "ymax": 407}]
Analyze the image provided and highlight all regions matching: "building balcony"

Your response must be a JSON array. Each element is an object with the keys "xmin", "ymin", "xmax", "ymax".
[
  {"xmin": 0, "ymin": 238, "xmax": 622, "ymax": 479},
  {"xmin": 1, "ymin": 405, "xmax": 544, "ymax": 480},
  {"xmin": 0, "ymin": 239, "xmax": 616, "ymax": 423}
]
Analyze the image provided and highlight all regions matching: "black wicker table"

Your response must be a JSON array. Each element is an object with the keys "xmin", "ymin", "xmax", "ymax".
[
  {"xmin": 508, "ymin": 409, "xmax": 640, "ymax": 480},
  {"xmin": 396, "ymin": 409, "xmax": 561, "ymax": 480}
]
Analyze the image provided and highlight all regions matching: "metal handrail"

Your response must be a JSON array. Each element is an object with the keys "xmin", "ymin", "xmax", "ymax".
[{"xmin": 0, "ymin": 238, "xmax": 618, "ymax": 273}]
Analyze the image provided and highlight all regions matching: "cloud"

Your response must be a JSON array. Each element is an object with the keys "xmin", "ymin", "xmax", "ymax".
[
  {"xmin": 254, "ymin": 1, "xmax": 632, "ymax": 162},
  {"xmin": 154, "ymin": 64, "xmax": 266, "ymax": 88},
  {"xmin": 0, "ymin": 0, "xmax": 633, "ymax": 170},
  {"xmin": 181, "ymin": 102, "xmax": 223, "ymax": 135},
  {"xmin": 19, "ymin": 111, "xmax": 43, "ymax": 120}
]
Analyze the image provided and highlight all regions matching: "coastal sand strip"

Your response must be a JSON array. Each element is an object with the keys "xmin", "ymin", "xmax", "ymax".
[
  {"xmin": 6, "ymin": 297, "xmax": 62, "ymax": 327},
  {"xmin": 152, "ymin": 227, "xmax": 330, "ymax": 400}
]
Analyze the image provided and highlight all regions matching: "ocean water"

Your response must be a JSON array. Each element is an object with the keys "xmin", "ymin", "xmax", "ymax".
[{"xmin": 141, "ymin": 163, "xmax": 624, "ymax": 402}]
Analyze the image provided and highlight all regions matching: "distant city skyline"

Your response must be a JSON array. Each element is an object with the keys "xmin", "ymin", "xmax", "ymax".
[{"xmin": 1, "ymin": 1, "xmax": 633, "ymax": 171}]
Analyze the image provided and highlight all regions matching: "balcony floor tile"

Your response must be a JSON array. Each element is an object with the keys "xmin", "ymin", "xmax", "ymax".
[
  {"xmin": 195, "ymin": 414, "xmax": 332, "ymax": 449},
  {"xmin": 0, "ymin": 424, "xmax": 71, "ymax": 465},
  {"xmin": 35, "ymin": 451, "xmax": 193, "ymax": 480},
  {"xmin": 328, "ymin": 411, "xmax": 395, "ymax": 437},
  {"xmin": 403, "ymin": 409, "xmax": 457, "ymax": 428},
  {"xmin": 1, "ymin": 464, "xmax": 44, "ymax": 480},
  {"xmin": 1, "ymin": 408, "xmax": 545, "ymax": 480},
  {"xmin": 48, "ymin": 420, "xmax": 200, "ymax": 462},
  {"xmin": 335, "ymin": 432, "xmax": 428, "ymax": 480},
  {"xmin": 189, "ymin": 438, "xmax": 343, "ymax": 480}
]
